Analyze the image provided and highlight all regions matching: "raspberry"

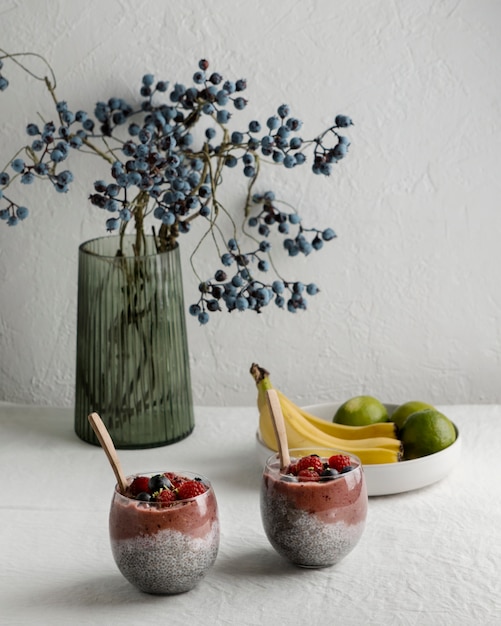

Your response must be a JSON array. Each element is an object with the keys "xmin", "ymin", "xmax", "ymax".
[
  {"xmin": 328, "ymin": 454, "xmax": 352, "ymax": 472},
  {"xmin": 176, "ymin": 480, "xmax": 207, "ymax": 500},
  {"xmin": 285, "ymin": 462, "xmax": 299, "ymax": 476},
  {"xmin": 156, "ymin": 489, "xmax": 177, "ymax": 505},
  {"xmin": 164, "ymin": 472, "xmax": 188, "ymax": 488},
  {"xmin": 296, "ymin": 455, "xmax": 324, "ymax": 474},
  {"xmin": 297, "ymin": 468, "xmax": 320, "ymax": 481},
  {"xmin": 129, "ymin": 475, "xmax": 150, "ymax": 497}
]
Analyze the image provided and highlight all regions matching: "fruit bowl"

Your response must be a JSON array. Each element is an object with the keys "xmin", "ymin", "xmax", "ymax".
[{"xmin": 255, "ymin": 402, "xmax": 461, "ymax": 496}]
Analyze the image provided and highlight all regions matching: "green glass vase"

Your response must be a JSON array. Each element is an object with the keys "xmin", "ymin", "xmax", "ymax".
[{"xmin": 74, "ymin": 235, "xmax": 194, "ymax": 448}]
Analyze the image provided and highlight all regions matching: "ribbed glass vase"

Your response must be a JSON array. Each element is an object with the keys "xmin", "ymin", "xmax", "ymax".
[{"xmin": 74, "ymin": 235, "xmax": 194, "ymax": 448}]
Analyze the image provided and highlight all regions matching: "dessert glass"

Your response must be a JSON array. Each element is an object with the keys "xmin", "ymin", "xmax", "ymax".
[
  {"xmin": 260, "ymin": 448, "xmax": 368, "ymax": 568},
  {"xmin": 109, "ymin": 471, "xmax": 219, "ymax": 594}
]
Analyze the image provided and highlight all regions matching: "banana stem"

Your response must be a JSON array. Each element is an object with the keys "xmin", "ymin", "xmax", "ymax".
[{"xmin": 250, "ymin": 362, "xmax": 269, "ymax": 384}]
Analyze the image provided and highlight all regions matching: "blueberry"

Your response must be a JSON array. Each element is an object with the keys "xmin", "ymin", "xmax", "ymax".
[
  {"xmin": 340, "ymin": 465, "xmax": 353, "ymax": 474},
  {"xmin": 148, "ymin": 474, "xmax": 172, "ymax": 492},
  {"xmin": 136, "ymin": 492, "xmax": 152, "ymax": 501},
  {"xmin": 320, "ymin": 468, "xmax": 339, "ymax": 481}
]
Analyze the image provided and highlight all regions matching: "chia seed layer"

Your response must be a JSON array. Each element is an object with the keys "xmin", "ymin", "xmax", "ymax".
[{"xmin": 111, "ymin": 521, "xmax": 220, "ymax": 594}]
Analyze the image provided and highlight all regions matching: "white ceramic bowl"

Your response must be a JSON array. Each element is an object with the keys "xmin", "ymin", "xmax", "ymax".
[{"xmin": 255, "ymin": 402, "xmax": 461, "ymax": 497}]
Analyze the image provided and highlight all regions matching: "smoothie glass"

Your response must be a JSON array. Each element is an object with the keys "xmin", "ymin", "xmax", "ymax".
[
  {"xmin": 260, "ymin": 448, "xmax": 368, "ymax": 568},
  {"xmin": 109, "ymin": 470, "xmax": 219, "ymax": 594}
]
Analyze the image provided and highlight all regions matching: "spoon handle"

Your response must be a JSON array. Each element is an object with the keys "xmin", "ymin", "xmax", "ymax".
[
  {"xmin": 88, "ymin": 412, "xmax": 128, "ymax": 494},
  {"xmin": 265, "ymin": 389, "xmax": 291, "ymax": 471}
]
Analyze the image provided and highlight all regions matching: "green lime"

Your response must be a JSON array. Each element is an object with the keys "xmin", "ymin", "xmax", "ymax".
[
  {"xmin": 390, "ymin": 400, "xmax": 434, "ymax": 430},
  {"xmin": 333, "ymin": 395, "xmax": 388, "ymax": 426},
  {"xmin": 400, "ymin": 409, "xmax": 456, "ymax": 460}
]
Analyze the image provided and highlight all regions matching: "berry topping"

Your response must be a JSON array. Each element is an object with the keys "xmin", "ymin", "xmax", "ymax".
[
  {"xmin": 328, "ymin": 454, "xmax": 352, "ymax": 472},
  {"xmin": 148, "ymin": 474, "xmax": 172, "ymax": 493},
  {"xmin": 155, "ymin": 488, "xmax": 177, "ymax": 505},
  {"xmin": 176, "ymin": 479, "xmax": 208, "ymax": 500},
  {"xmin": 164, "ymin": 472, "xmax": 188, "ymax": 488},
  {"xmin": 297, "ymin": 468, "xmax": 320, "ymax": 481},
  {"xmin": 320, "ymin": 467, "xmax": 339, "ymax": 480},
  {"xmin": 126, "ymin": 472, "xmax": 209, "ymax": 504},
  {"xmin": 129, "ymin": 475, "xmax": 150, "ymax": 496},
  {"xmin": 296, "ymin": 454, "xmax": 324, "ymax": 474},
  {"xmin": 280, "ymin": 454, "xmax": 355, "ymax": 482}
]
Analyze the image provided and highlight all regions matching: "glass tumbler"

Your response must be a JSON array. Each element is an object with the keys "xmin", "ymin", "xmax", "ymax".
[
  {"xmin": 109, "ymin": 471, "xmax": 219, "ymax": 594},
  {"xmin": 260, "ymin": 448, "xmax": 368, "ymax": 568}
]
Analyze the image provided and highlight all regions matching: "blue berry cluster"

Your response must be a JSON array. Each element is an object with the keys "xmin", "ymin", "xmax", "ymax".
[{"xmin": 0, "ymin": 50, "xmax": 354, "ymax": 323}]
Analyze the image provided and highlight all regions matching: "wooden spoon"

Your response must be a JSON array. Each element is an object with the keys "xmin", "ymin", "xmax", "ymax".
[
  {"xmin": 265, "ymin": 389, "xmax": 291, "ymax": 471},
  {"xmin": 88, "ymin": 412, "xmax": 128, "ymax": 494}
]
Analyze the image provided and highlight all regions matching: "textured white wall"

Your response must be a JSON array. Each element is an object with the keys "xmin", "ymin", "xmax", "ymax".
[{"xmin": 1, "ymin": 0, "xmax": 500, "ymax": 409}]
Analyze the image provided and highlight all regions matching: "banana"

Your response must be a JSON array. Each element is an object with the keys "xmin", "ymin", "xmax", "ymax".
[
  {"xmin": 250, "ymin": 363, "xmax": 402, "ymax": 464},
  {"xmin": 276, "ymin": 388, "xmax": 398, "ymax": 440}
]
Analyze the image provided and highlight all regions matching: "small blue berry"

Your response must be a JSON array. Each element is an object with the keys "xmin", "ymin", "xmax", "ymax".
[
  {"xmin": 20, "ymin": 172, "xmax": 34, "ymax": 184},
  {"xmin": 106, "ymin": 217, "xmax": 119, "ymax": 231},
  {"xmin": 277, "ymin": 104, "xmax": 290, "ymax": 118},
  {"xmin": 26, "ymin": 123, "xmax": 40, "ymax": 136},
  {"xmin": 11, "ymin": 158, "xmax": 25, "ymax": 173},
  {"xmin": 249, "ymin": 120, "xmax": 261, "ymax": 133},
  {"xmin": 217, "ymin": 110, "xmax": 231, "ymax": 124},
  {"xmin": 216, "ymin": 90, "xmax": 229, "ymax": 106},
  {"xmin": 267, "ymin": 116, "xmax": 280, "ymax": 130},
  {"xmin": 198, "ymin": 311, "xmax": 210, "ymax": 324},
  {"xmin": 322, "ymin": 228, "xmax": 336, "ymax": 241},
  {"xmin": 193, "ymin": 70, "xmax": 205, "ymax": 84},
  {"xmin": 16, "ymin": 206, "xmax": 29, "ymax": 220},
  {"xmin": 335, "ymin": 114, "xmax": 353, "ymax": 127},
  {"xmin": 235, "ymin": 296, "xmax": 249, "ymax": 311},
  {"xmin": 50, "ymin": 150, "xmax": 64, "ymax": 163},
  {"xmin": 231, "ymin": 131, "xmax": 244, "ymax": 144},
  {"xmin": 272, "ymin": 280, "xmax": 285, "ymax": 294}
]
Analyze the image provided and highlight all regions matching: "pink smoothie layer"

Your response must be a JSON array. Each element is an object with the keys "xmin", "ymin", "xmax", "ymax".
[
  {"xmin": 109, "ymin": 487, "xmax": 218, "ymax": 541},
  {"xmin": 262, "ymin": 458, "xmax": 367, "ymax": 525}
]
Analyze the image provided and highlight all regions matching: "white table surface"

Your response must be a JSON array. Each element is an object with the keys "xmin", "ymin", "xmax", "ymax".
[{"xmin": 1, "ymin": 402, "xmax": 500, "ymax": 626}]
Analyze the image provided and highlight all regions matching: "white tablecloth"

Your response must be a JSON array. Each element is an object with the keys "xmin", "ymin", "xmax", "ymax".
[{"xmin": 1, "ymin": 402, "xmax": 500, "ymax": 626}]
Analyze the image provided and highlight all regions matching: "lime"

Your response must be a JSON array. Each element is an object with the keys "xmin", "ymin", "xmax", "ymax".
[
  {"xmin": 390, "ymin": 400, "xmax": 434, "ymax": 430},
  {"xmin": 333, "ymin": 395, "xmax": 388, "ymax": 426},
  {"xmin": 400, "ymin": 409, "xmax": 456, "ymax": 460}
]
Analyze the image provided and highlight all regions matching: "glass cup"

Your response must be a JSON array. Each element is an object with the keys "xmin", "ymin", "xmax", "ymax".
[
  {"xmin": 260, "ymin": 448, "xmax": 368, "ymax": 568},
  {"xmin": 109, "ymin": 471, "xmax": 219, "ymax": 594}
]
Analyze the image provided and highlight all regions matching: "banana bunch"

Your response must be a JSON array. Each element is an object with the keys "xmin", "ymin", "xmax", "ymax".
[{"xmin": 250, "ymin": 363, "xmax": 402, "ymax": 464}]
